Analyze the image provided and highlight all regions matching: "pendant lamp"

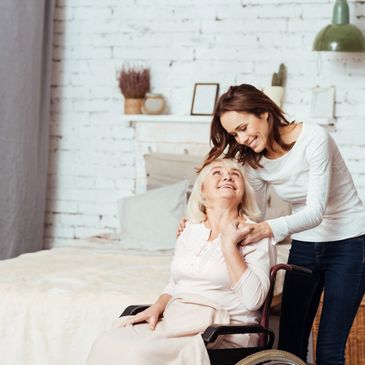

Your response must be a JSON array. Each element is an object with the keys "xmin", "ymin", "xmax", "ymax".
[{"xmin": 313, "ymin": 0, "xmax": 365, "ymax": 52}]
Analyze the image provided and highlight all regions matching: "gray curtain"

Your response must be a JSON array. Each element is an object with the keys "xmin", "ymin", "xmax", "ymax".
[{"xmin": 0, "ymin": 0, "xmax": 54, "ymax": 259}]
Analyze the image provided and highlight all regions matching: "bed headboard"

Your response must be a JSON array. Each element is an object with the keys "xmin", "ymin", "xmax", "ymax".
[
  {"xmin": 131, "ymin": 118, "xmax": 210, "ymax": 193},
  {"xmin": 144, "ymin": 152, "xmax": 204, "ymax": 190},
  {"xmin": 131, "ymin": 119, "xmax": 291, "ymax": 242},
  {"xmin": 143, "ymin": 151, "xmax": 290, "ymax": 227}
]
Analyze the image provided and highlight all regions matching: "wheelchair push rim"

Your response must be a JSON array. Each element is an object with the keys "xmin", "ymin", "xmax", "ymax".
[{"xmin": 235, "ymin": 349, "xmax": 307, "ymax": 365}]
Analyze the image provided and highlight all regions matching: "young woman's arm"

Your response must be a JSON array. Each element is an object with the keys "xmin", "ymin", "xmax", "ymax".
[
  {"xmin": 243, "ymin": 127, "xmax": 332, "ymax": 244},
  {"xmin": 245, "ymin": 165, "xmax": 268, "ymax": 221},
  {"xmin": 267, "ymin": 127, "xmax": 332, "ymax": 242}
]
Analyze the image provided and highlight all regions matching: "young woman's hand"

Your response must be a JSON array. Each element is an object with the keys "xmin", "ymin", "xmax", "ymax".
[
  {"xmin": 176, "ymin": 217, "xmax": 187, "ymax": 237},
  {"xmin": 240, "ymin": 221, "xmax": 273, "ymax": 245},
  {"xmin": 121, "ymin": 303, "xmax": 164, "ymax": 330},
  {"xmin": 221, "ymin": 218, "xmax": 253, "ymax": 251}
]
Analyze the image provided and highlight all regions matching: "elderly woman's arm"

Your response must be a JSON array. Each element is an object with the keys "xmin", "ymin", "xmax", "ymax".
[
  {"xmin": 121, "ymin": 233, "xmax": 182, "ymax": 330},
  {"xmin": 221, "ymin": 220, "xmax": 272, "ymax": 311},
  {"xmin": 220, "ymin": 219, "xmax": 252, "ymax": 283}
]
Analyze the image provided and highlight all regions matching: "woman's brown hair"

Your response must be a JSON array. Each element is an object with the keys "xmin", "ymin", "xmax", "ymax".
[{"xmin": 204, "ymin": 84, "xmax": 293, "ymax": 169}]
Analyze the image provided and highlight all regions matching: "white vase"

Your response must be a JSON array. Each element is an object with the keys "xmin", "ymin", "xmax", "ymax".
[
  {"xmin": 263, "ymin": 86, "xmax": 284, "ymax": 108},
  {"xmin": 142, "ymin": 93, "xmax": 166, "ymax": 115}
]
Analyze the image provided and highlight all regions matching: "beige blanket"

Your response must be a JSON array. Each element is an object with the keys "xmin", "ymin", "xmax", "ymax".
[
  {"xmin": 87, "ymin": 293, "xmax": 231, "ymax": 365},
  {"xmin": 0, "ymin": 240, "xmax": 172, "ymax": 365}
]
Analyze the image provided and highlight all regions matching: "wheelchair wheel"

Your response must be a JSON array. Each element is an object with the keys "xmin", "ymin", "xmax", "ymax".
[{"xmin": 235, "ymin": 349, "xmax": 306, "ymax": 365}]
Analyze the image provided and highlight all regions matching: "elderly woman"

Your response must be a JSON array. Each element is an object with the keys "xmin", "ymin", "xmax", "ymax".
[{"xmin": 87, "ymin": 158, "xmax": 275, "ymax": 365}]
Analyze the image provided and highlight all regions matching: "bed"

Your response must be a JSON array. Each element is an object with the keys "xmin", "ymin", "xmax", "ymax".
[
  {"xmin": 0, "ymin": 152, "xmax": 291, "ymax": 365},
  {"xmin": 0, "ymin": 236, "xmax": 172, "ymax": 365}
]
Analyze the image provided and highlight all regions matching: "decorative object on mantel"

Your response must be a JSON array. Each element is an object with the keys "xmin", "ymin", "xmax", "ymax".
[
  {"xmin": 141, "ymin": 93, "xmax": 166, "ymax": 115},
  {"xmin": 313, "ymin": 0, "xmax": 365, "ymax": 52},
  {"xmin": 190, "ymin": 83, "xmax": 219, "ymax": 116},
  {"xmin": 263, "ymin": 64, "xmax": 286, "ymax": 108},
  {"xmin": 118, "ymin": 66, "xmax": 150, "ymax": 114},
  {"xmin": 310, "ymin": 85, "xmax": 336, "ymax": 119}
]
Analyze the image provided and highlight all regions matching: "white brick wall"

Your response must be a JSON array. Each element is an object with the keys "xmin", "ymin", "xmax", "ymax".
[{"xmin": 46, "ymin": 0, "xmax": 365, "ymax": 247}]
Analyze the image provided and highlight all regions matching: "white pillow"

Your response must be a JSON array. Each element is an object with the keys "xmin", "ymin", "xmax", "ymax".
[{"xmin": 118, "ymin": 181, "xmax": 188, "ymax": 250}]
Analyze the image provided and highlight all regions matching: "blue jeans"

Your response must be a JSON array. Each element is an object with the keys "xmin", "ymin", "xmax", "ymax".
[{"xmin": 278, "ymin": 235, "xmax": 365, "ymax": 365}]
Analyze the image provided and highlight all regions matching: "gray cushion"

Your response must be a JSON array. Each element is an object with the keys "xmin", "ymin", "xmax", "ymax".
[{"xmin": 118, "ymin": 180, "xmax": 188, "ymax": 250}]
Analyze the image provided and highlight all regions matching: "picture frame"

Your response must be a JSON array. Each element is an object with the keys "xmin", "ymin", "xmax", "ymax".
[
  {"xmin": 310, "ymin": 85, "xmax": 336, "ymax": 118},
  {"xmin": 190, "ymin": 83, "xmax": 219, "ymax": 116}
]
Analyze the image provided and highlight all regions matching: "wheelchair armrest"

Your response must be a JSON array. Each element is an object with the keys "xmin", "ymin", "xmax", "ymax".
[
  {"xmin": 202, "ymin": 324, "xmax": 274, "ymax": 348},
  {"xmin": 290, "ymin": 264, "xmax": 312, "ymax": 276},
  {"xmin": 120, "ymin": 305, "xmax": 151, "ymax": 317}
]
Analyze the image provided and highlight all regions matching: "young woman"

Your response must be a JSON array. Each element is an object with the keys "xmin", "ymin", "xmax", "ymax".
[
  {"xmin": 87, "ymin": 159, "xmax": 275, "ymax": 365},
  {"xmin": 203, "ymin": 83, "xmax": 365, "ymax": 365}
]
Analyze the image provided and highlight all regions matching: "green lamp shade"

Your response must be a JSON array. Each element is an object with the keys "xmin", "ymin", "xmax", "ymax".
[
  {"xmin": 313, "ymin": 24, "xmax": 365, "ymax": 52},
  {"xmin": 313, "ymin": 0, "xmax": 365, "ymax": 52}
]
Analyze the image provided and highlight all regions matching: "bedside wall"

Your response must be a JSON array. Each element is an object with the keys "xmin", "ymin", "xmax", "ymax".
[{"xmin": 47, "ymin": 0, "xmax": 365, "ymax": 246}]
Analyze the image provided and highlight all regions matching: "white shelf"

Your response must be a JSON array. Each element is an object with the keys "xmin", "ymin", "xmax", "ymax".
[
  {"xmin": 123, "ymin": 114, "xmax": 335, "ymax": 125},
  {"xmin": 306, "ymin": 117, "xmax": 335, "ymax": 125},
  {"xmin": 121, "ymin": 114, "xmax": 212, "ymax": 124}
]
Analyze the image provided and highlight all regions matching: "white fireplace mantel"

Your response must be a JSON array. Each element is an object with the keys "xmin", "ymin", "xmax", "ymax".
[
  {"xmin": 121, "ymin": 114, "xmax": 334, "ymax": 126},
  {"xmin": 128, "ymin": 115, "xmax": 211, "ymax": 158},
  {"xmin": 126, "ymin": 114, "xmax": 334, "ymax": 192},
  {"xmin": 125, "ymin": 115, "xmax": 212, "ymax": 192},
  {"xmin": 125, "ymin": 113, "xmax": 334, "ymax": 159}
]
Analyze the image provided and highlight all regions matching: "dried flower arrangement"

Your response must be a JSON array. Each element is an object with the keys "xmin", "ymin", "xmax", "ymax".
[
  {"xmin": 117, "ymin": 66, "xmax": 151, "ymax": 114},
  {"xmin": 118, "ymin": 67, "xmax": 150, "ymax": 99}
]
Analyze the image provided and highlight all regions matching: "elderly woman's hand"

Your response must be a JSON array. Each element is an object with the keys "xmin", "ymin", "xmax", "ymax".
[
  {"xmin": 176, "ymin": 217, "xmax": 187, "ymax": 237},
  {"xmin": 121, "ymin": 303, "xmax": 164, "ymax": 330}
]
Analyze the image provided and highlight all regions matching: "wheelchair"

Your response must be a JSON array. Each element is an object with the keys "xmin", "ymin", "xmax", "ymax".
[{"xmin": 121, "ymin": 263, "xmax": 311, "ymax": 365}]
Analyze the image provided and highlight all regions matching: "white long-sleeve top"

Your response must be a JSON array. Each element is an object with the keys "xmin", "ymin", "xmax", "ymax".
[
  {"xmin": 163, "ymin": 221, "xmax": 275, "ymax": 326},
  {"xmin": 245, "ymin": 123, "xmax": 365, "ymax": 243}
]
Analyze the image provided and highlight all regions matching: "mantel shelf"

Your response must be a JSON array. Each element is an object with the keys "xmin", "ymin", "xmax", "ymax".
[
  {"xmin": 122, "ymin": 114, "xmax": 335, "ymax": 126},
  {"xmin": 121, "ymin": 114, "xmax": 212, "ymax": 124}
]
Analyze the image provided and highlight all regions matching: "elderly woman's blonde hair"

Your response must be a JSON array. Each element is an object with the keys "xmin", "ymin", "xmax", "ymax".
[{"xmin": 185, "ymin": 158, "xmax": 261, "ymax": 223}]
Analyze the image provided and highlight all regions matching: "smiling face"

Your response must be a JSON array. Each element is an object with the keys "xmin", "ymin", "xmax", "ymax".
[
  {"xmin": 220, "ymin": 111, "xmax": 270, "ymax": 153},
  {"xmin": 202, "ymin": 161, "xmax": 245, "ymax": 208},
  {"xmin": 185, "ymin": 158, "xmax": 261, "ymax": 223}
]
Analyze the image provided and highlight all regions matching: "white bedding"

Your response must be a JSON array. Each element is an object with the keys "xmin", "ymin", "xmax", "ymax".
[
  {"xmin": 0, "ymin": 236, "xmax": 290, "ymax": 365},
  {"xmin": 0, "ymin": 238, "xmax": 172, "ymax": 365}
]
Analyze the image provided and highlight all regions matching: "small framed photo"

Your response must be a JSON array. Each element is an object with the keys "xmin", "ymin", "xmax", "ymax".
[
  {"xmin": 190, "ymin": 83, "xmax": 219, "ymax": 116},
  {"xmin": 310, "ymin": 86, "xmax": 336, "ymax": 118}
]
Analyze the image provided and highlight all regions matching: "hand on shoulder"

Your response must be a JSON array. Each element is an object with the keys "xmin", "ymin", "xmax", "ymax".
[
  {"xmin": 239, "ymin": 221, "xmax": 273, "ymax": 246},
  {"xmin": 176, "ymin": 217, "xmax": 187, "ymax": 238},
  {"xmin": 220, "ymin": 217, "xmax": 253, "ymax": 251}
]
